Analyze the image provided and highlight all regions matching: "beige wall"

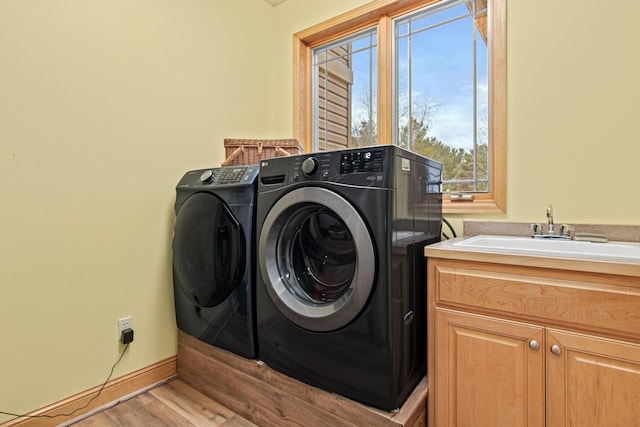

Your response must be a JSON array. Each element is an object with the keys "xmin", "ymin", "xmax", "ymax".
[
  {"xmin": 1, "ymin": 0, "xmax": 639, "ymax": 419},
  {"xmin": 0, "ymin": 0, "xmax": 284, "ymax": 419},
  {"xmin": 504, "ymin": 0, "xmax": 640, "ymax": 226}
]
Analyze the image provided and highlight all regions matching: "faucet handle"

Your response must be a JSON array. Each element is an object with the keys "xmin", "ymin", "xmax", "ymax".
[
  {"xmin": 560, "ymin": 224, "xmax": 574, "ymax": 239},
  {"xmin": 530, "ymin": 223, "xmax": 543, "ymax": 236}
]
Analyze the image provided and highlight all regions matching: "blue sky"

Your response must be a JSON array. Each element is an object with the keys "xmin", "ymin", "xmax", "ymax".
[{"xmin": 348, "ymin": 2, "xmax": 488, "ymax": 151}]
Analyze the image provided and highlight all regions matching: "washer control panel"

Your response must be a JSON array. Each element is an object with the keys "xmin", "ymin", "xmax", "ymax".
[
  {"xmin": 258, "ymin": 146, "xmax": 434, "ymax": 190},
  {"xmin": 282, "ymin": 147, "xmax": 389, "ymax": 187},
  {"xmin": 340, "ymin": 149, "xmax": 384, "ymax": 174}
]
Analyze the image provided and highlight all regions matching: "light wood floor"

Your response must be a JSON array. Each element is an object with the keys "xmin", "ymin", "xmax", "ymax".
[{"xmin": 69, "ymin": 379, "xmax": 257, "ymax": 426}]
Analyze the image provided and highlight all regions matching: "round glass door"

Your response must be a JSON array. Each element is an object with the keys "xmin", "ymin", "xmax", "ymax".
[
  {"xmin": 259, "ymin": 187, "xmax": 375, "ymax": 331},
  {"xmin": 173, "ymin": 192, "xmax": 245, "ymax": 307}
]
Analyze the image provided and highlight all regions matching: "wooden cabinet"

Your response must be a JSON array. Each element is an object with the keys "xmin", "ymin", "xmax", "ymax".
[
  {"xmin": 426, "ymin": 253, "xmax": 640, "ymax": 427},
  {"xmin": 435, "ymin": 309, "xmax": 544, "ymax": 426},
  {"xmin": 546, "ymin": 329, "xmax": 640, "ymax": 427}
]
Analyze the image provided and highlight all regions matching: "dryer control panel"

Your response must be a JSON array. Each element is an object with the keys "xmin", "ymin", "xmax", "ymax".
[{"xmin": 177, "ymin": 165, "xmax": 259, "ymax": 189}]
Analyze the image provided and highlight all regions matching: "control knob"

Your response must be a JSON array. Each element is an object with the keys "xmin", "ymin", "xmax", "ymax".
[
  {"xmin": 199, "ymin": 170, "xmax": 215, "ymax": 184},
  {"xmin": 301, "ymin": 157, "xmax": 319, "ymax": 176}
]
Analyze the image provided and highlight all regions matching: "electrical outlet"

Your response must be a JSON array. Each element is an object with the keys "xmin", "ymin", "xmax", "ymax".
[{"xmin": 118, "ymin": 316, "xmax": 133, "ymax": 341}]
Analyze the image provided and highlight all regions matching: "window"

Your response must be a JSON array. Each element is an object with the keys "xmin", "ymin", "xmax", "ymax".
[
  {"xmin": 313, "ymin": 28, "xmax": 378, "ymax": 151},
  {"xmin": 294, "ymin": 0, "xmax": 506, "ymax": 213}
]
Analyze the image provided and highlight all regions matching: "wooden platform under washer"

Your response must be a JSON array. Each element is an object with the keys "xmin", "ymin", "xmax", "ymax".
[{"xmin": 177, "ymin": 331, "xmax": 427, "ymax": 427}]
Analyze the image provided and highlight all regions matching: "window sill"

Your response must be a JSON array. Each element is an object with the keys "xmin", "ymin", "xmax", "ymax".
[{"xmin": 443, "ymin": 197, "xmax": 506, "ymax": 214}]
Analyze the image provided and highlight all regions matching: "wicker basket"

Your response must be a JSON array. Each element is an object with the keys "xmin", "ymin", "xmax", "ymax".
[{"xmin": 222, "ymin": 138, "xmax": 303, "ymax": 166}]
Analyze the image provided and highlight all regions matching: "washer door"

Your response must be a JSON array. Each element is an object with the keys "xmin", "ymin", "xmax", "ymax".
[
  {"xmin": 259, "ymin": 187, "xmax": 375, "ymax": 332},
  {"xmin": 173, "ymin": 192, "xmax": 245, "ymax": 307}
]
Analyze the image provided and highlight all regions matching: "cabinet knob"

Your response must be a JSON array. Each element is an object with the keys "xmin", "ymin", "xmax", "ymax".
[
  {"xmin": 550, "ymin": 344, "xmax": 562, "ymax": 356},
  {"xmin": 529, "ymin": 340, "xmax": 540, "ymax": 351}
]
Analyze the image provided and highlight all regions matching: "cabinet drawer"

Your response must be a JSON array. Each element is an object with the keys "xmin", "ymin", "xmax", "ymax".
[{"xmin": 434, "ymin": 263, "xmax": 640, "ymax": 340}]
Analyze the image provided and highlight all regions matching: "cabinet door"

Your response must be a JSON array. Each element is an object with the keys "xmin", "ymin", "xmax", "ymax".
[
  {"xmin": 435, "ymin": 308, "xmax": 545, "ymax": 427},
  {"xmin": 547, "ymin": 329, "xmax": 640, "ymax": 427}
]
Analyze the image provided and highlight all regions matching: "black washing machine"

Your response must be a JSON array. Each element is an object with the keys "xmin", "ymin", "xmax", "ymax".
[
  {"xmin": 256, "ymin": 145, "xmax": 442, "ymax": 410},
  {"xmin": 172, "ymin": 165, "xmax": 258, "ymax": 358}
]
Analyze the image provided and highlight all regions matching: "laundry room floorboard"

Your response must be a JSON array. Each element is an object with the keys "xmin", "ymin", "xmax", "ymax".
[
  {"xmin": 69, "ymin": 379, "xmax": 256, "ymax": 426},
  {"xmin": 177, "ymin": 331, "xmax": 428, "ymax": 427}
]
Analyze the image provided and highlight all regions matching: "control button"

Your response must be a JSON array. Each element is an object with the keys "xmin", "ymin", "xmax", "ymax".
[
  {"xmin": 301, "ymin": 157, "xmax": 319, "ymax": 176},
  {"xmin": 199, "ymin": 170, "xmax": 215, "ymax": 183},
  {"xmin": 219, "ymin": 167, "xmax": 247, "ymax": 184}
]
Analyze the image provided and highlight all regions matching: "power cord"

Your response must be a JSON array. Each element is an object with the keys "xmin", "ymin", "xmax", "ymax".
[
  {"xmin": 442, "ymin": 217, "xmax": 458, "ymax": 240},
  {"xmin": 0, "ymin": 343, "xmax": 130, "ymax": 421}
]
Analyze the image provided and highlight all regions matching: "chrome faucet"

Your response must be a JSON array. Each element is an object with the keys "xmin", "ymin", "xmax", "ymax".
[
  {"xmin": 531, "ymin": 205, "xmax": 573, "ymax": 239},
  {"xmin": 546, "ymin": 205, "xmax": 555, "ymax": 236}
]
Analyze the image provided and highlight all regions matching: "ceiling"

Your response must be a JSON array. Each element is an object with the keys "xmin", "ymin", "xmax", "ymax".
[{"xmin": 263, "ymin": 0, "xmax": 288, "ymax": 6}]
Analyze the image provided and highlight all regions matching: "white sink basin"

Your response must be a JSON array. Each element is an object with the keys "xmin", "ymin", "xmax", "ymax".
[{"xmin": 453, "ymin": 235, "xmax": 640, "ymax": 262}]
